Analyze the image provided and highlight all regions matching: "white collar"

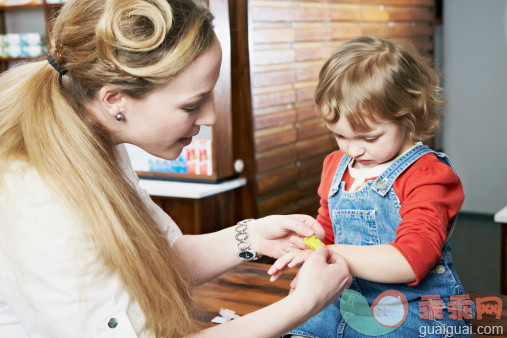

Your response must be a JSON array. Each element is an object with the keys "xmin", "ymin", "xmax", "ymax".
[{"xmin": 346, "ymin": 142, "xmax": 422, "ymax": 191}]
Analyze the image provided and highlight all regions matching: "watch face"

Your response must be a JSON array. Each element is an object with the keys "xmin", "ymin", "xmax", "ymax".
[{"xmin": 238, "ymin": 250, "xmax": 256, "ymax": 261}]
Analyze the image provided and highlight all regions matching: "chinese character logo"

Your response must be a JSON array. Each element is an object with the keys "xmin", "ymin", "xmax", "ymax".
[
  {"xmin": 419, "ymin": 294, "xmax": 445, "ymax": 320},
  {"xmin": 448, "ymin": 295, "xmax": 474, "ymax": 320},
  {"xmin": 476, "ymin": 296, "xmax": 502, "ymax": 320}
]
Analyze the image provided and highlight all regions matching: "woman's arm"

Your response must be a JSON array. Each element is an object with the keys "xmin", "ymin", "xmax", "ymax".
[
  {"xmin": 173, "ymin": 226, "xmax": 241, "ymax": 284},
  {"xmin": 192, "ymin": 292, "xmax": 312, "ymax": 338},
  {"xmin": 174, "ymin": 215, "xmax": 325, "ymax": 284},
  {"xmin": 188, "ymin": 246, "xmax": 352, "ymax": 338}
]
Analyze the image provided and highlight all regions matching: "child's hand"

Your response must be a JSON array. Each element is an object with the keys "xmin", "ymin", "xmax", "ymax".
[{"xmin": 267, "ymin": 249, "xmax": 313, "ymax": 282}]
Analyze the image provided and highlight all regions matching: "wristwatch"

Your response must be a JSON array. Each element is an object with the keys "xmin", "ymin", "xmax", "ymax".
[{"xmin": 235, "ymin": 219, "xmax": 262, "ymax": 261}]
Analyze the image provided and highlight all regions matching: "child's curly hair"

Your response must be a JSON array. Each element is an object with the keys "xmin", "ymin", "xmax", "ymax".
[{"xmin": 315, "ymin": 36, "xmax": 444, "ymax": 142}]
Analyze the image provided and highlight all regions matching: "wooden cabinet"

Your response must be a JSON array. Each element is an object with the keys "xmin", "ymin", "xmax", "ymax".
[
  {"xmin": 151, "ymin": 189, "xmax": 240, "ymax": 235},
  {"xmin": 230, "ymin": 0, "xmax": 437, "ymax": 219}
]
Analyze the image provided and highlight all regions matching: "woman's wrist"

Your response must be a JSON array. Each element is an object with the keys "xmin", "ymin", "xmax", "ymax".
[
  {"xmin": 284, "ymin": 290, "xmax": 321, "ymax": 324},
  {"xmin": 247, "ymin": 218, "xmax": 261, "ymax": 254},
  {"xmin": 234, "ymin": 219, "xmax": 262, "ymax": 261}
]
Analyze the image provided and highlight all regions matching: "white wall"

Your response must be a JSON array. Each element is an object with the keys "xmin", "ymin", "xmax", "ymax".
[{"xmin": 443, "ymin": 0, "xmax": 507, "ymax": 214}]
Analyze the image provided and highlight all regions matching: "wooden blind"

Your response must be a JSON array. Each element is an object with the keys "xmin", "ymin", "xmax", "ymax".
[{"xmin": 244, "ymin": 0, "xmax": 435, "ymax": 217}]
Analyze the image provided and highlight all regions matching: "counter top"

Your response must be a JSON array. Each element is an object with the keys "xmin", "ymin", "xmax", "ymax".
[
  {"xmin": 139, "ymin": 177, "xmax": 247, "ymax": 199},
  {"xmin": 495, "ymin": 205, "xmax": 507, "ymax": 223}
]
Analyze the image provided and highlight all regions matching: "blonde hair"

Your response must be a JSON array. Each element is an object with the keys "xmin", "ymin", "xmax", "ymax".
[
  {"xmin": 315, "ymin": 36, "xmax": 443, "ymax": 141},
  {"xmin": 0, "ymin": 0, "xmax": 214, "ymax": 336}
]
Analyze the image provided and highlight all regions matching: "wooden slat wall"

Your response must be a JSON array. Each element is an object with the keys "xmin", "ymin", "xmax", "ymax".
[{"xmin": 248, "ymin": 0, "xmax": 435, "ymax": 217}]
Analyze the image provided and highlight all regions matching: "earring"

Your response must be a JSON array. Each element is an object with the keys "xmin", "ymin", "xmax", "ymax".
[{"xmin": 115, "ymin": 113, "xmax": 124, "ymax": 121}]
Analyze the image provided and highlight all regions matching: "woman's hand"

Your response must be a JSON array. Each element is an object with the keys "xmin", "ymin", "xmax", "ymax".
[
  {"xmin": 290, "ymin": 246, "xmax": 352, "ymax": 314},
  {"xmin": 248, "ymin": 215, "xmax": 325, "ymax": 259}
]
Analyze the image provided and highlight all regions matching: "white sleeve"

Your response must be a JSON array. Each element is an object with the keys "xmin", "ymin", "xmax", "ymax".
[
  {"xmin": 115, "ymin": 144, "xmax": 183, "ymax": 245},
  {"xmin": 0, "ymin": 166, "xmax": 140, "ymax": 337}
]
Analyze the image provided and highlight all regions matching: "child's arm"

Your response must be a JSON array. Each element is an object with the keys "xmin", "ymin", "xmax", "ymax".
[
  {"xmin": 268, "ymin": 243, "xmax": 415, "ymax": 284},
  {"xmin": 325, "ymin": 244, "xmax": 416, "ymax": 283}
]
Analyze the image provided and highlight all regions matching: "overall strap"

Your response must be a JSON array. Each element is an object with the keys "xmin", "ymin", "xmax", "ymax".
[
  {"xmin": 370, "ymin": 144, "xmax": 433, "ymax": 197},
  {"xmin": 328, "ymin": 153, "xmax": 353, "ymax": 199}
]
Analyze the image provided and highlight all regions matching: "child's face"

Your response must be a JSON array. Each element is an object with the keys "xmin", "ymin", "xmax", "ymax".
[{"xmin": 327, "ymin": 117, "xmax": 414, "ymax": 169}]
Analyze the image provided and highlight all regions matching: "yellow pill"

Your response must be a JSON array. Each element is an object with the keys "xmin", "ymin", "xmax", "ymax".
[{"xmin": 303, "ymin": 235, "xmax": 324, "ymax": 251}]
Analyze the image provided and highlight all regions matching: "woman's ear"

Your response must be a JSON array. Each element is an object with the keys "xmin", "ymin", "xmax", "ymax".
[{"xmin": 98, "ymin": 86, "xmax": 129, "ymax": 119}]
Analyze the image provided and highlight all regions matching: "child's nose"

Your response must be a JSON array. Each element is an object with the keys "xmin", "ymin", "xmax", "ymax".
[{"xmin": 348, "ymin": 144, "xmax": 365, "ymax": 158}]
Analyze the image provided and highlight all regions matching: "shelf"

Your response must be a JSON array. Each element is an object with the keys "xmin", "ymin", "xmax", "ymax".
[
  {"xmin": 0, "ymin": 4, "xmax": 44, "ymax": 10},
  {"xmin": 139, "ymin": 177, "xmax": 246, "ymax": 199},
  {"xmin": 0, "ymin": 2, "xmax": 65, "ymax": 10},
  {"xmin": 46, "ymin": 2, "xmax": 64, "ymax": 8},
  {"xmin": 0, "ymin": 56, "xmax": 43, "ymax": 61},
  {"xmin": 495, "ymin": 206, "xmax": 507, "ymax": 223}
]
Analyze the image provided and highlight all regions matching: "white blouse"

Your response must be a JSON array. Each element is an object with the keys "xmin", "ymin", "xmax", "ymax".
[{"xmin": 0, "ymin": 144, "xmax": 182, "ymax": 337}]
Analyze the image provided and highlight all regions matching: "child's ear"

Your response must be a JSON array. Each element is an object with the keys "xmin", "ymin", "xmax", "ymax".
[{"xmin": 97, "ymin": 86, "xmax": 129, "ymax": 119}]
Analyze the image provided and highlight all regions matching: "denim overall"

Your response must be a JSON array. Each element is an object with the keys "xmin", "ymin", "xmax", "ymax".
[{"xmin": 287, "ymin": 145, "xmax": 471, "ymax": 338}]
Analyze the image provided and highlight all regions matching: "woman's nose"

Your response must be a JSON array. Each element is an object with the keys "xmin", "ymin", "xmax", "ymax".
[{"xmin": 196, "ymin": 101, "xmax": 217, "ymax": 126}]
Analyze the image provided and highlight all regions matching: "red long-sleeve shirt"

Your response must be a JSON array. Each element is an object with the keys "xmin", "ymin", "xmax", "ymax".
[{"xmin": 317, "ymin": 151, "xmax": 464, "ymax": 286}]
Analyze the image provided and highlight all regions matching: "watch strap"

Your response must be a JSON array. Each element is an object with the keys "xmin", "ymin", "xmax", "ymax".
[{"xmin": 235, "ymin": 219, "xmax": 262, "ymax": 261}]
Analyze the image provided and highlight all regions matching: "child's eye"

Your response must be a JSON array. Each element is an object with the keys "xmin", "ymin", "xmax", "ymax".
[
  {"xmin": 364, "ymin": 137, "xmax": 378, "ymax": 143},
  {"xmin": 183, "ymin": 105, "xmax": 201, "ymax": 113}
]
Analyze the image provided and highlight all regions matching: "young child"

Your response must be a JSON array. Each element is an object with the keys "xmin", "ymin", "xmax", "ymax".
[{"xmin": 268, "ymin": 36, "xmax": 471, "ymax": 337}]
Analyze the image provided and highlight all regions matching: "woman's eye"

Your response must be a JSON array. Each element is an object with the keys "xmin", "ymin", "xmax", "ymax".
[
  {"xmin": 364, "ymin": 137, "xmax": 378, "ymax": 143},
  {"xmin": 183, "ymin": 105, "xmax": 201, "ymax": 113}
]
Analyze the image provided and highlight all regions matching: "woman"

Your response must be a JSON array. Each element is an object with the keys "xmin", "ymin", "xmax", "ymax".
[{"xmin": 0, "ymin": 0, "xmax": 351, "ymax": 336}]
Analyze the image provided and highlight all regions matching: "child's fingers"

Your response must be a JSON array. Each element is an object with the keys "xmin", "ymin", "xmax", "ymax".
[
  {"xmin": 277, "ymin": 246, "xmax": 290, "ymax": 257},
  {"xmin": 267, "ymin": 254, "xmax": 294, "ymax": 275},
  {"xmin": 269, "ymin": 259, "xmax": 289, "ymax": 275},
  {"xmin": 287, "ymin": 254, "xmax": 307, "ymax": 268},
  {"xmin": 287, "ymin": 243, "xmax": 300, "ymax": 252},
  {"xmin": 269, "ymin": 271, "xmax": 283, "ymax": 282}
]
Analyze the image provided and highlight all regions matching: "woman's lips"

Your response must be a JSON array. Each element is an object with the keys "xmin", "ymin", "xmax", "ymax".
[{"xmin": 178, "ymin": 137, "xmax": 193, "ymax": 146}]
